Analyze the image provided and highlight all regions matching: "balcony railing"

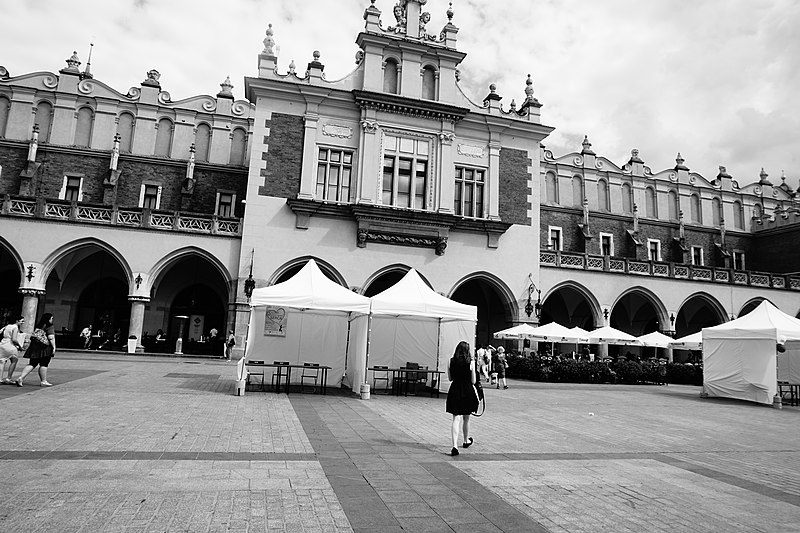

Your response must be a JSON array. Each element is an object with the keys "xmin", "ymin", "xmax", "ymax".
[
  {"xmin": 541, "ymin": 250, "xmax": 800, "ymax": 292},
  {"xmin": 1, "ymin": 195, "xmax": 241, "ymax": 237}
]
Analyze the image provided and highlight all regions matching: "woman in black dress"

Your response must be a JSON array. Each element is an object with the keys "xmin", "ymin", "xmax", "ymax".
[
  {"xmin": 16, "ymin": 313, "xmax": 56, "ymax": 387},
  {"xmin": 446, "ymin": 340, "xmax": 478, "ymax": 456}
]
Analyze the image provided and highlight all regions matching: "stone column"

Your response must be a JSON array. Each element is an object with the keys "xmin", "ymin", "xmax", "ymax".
[
  {"xmin": 19, "ymin": 289, "xmax": 43, "ymax": 334},
  {"xmin": 297, "ymin": 111, "xmax": 319, "ymax": 199},
  {"xmin": 487, "ymin": 139, "xmax": 501, "ymax": 220},
  {"xmin": 127, "ymin": 297, "xmax": 149, "ymax": 353}
]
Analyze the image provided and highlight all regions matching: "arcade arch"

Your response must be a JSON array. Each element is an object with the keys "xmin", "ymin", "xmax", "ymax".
[
  {"xmin": 739, "ymin": 298, "xmax": 768, "ymax": 317},
  {"xmin": 0, "ymin": 240, "xmax": 24, "ymax": 322},
  {"xmin": 674, "ymin": 293, "xmax": 726, "ymax": 337},
  {"xmin": 539, "ymin": 282, "xmax": 601, "ymax": 330},
  {"xmin": 450, "ymin": 272, "xmax": 515, "ymax": 349}
]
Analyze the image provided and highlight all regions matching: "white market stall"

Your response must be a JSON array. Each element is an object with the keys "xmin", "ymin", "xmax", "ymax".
[
  {"xmin": 368, "ymin": 269, "xmax": 477, "ymax": 393},
  {"xmin": 244, "ymin": 260, "xmax": 371, "ymax": 390},
  {"xmin": 703, "ymin": 301, "xmax": 800, "ymax": 405}
]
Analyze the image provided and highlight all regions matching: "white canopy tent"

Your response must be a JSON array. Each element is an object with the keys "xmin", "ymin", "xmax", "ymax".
[
  {"xmin": 493, "ymin": 323, "xmax": 539, "ymax": 340},
  {"xmin": 671, "ymin": 331, "xmax": 703, "ymax": 350},
  {"xmin": 245, "ymin": 259, "xmax": 371, "ymax": 390},
  {"xmin": 586, "ymin": 325, "xmax": 640, "ymax": 345},
  {"xmin": 368, "ymin": 269, "xmax": 477, "ymax": 393},
  {"xmin": 636, "ymin": 331, "xmax": 674, "ymax": 348},
  {"xmin": 703, "ymin": 301, "xmax": 800, "ymax": 405}
]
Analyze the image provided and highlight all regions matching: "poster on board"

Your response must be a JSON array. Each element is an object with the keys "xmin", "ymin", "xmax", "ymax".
[{"xmin": 263, "ymin": 306, "xmax": 287, "ymax": 336}]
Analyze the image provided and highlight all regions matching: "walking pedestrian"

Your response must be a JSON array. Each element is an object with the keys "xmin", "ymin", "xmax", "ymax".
[
  {"xmin": 1, "ymin": 315, "xmax": 25, "ymax": 384},
  {"xmin": 496, "ymin": 346, "xmax": 509, "ymax": 389},
  {"xmin": 80, "ymin": 324, "xmax": 92, "ymax": 349},
  {"xmin": 446, "ymin": 340, "xmax": 479, "ymax": 456},
  {"xmin": 16, "ymin": 313, "xmax": 56, "ymax": 387},
  {"xmin": 225, "ymin": 330, "xmax": 236, "ymax": 361}
]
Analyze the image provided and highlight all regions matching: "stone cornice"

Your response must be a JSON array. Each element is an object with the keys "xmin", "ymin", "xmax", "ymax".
[{"xmin": 352, "ymin": 90, "xmax": 469, "ymax": 123}]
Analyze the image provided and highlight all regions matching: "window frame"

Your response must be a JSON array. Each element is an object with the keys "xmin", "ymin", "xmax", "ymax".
[
  {"xmin": 215, "ymin": 190, "xmax": 237, "ymax": 218},
  {"xmin": 316, "ymin": 146, "xmax": 355, "ymax": 203},
  {"xmin": 646, "ymin": 186, "xmax": 658, "ymax": 218},
  {"xmin": 597, "ymin": 178, "xmax": 610, "ymax": 212},
  {"xmin": 691, "ymin": 245, "xmax": 704, "ymax": 266},
  {"xmin": 59, "ymin": 174, "xmax": 84, "ymax": 203},
  {"xmin": 647, "ymin": 239, "xmax": 661, "ymax": 262},
  {"xmin": 733, "ymin": 250, "xmax": 746, "ymax": 271},
  {"xmin": 381, "ymin": 131, "xmax": 433, "ymax": 210},
  {"xmin": 139, "ymin": 183, "xmax": 162, "ymax": 210},
  {"xmin": 545, "ymin": 171, "xmax": 559, "ymax": 204},
  {"xmin": 599, "ymin": 232, "xmax": 614, "ymax": 256},
  {"xmin": 548, "ymin": 226, "xmax": 563, "ymax": 251},
  {"xmin": 454, "ymin": 165, "xmax": 486, "ymax": 218}
]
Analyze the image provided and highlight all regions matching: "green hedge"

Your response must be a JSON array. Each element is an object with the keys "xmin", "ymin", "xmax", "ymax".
[{"xmin": 506, "ymin": 354, "xmax": 702, "ymax": 386}]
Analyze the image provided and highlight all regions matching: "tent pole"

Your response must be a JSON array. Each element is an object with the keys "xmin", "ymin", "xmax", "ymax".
[{"xmin": 364, "ymin": 313, "xmax": 372, "ymax": 384}]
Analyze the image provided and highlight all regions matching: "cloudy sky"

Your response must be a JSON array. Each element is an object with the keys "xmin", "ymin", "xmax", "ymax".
[{"xmin": 3, "ymin": 0, "xmax": 798, "ymax": 186}]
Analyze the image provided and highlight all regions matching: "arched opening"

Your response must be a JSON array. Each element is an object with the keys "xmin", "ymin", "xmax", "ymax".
[
  {"xmin": 622, "ymin": 183, "xmax": 632, "ymax": 213},
  {"xmin": 572, "ymin": 175, "xmax": 583, "ymax": 207},
  {"xmin": 363, "ymin": 269, "xmax": 408, "ymax": 297},
  {"xmin": 646, "ymin": 187, "xmax": 657, "ymax": 218},
  {"xmin": 0, "ymin": 245, "xmax": 22, "ymax": 324},
  {"xmin": 538, "ymin": 285, "xmax": 597, "ymax": 356},
  {"xmin": 545, "ymin": 172, "xmax": 558, "ymax": 204},
  {"xmin": 451, "ymin": 276, "xmax": 512, "ymax": 350},
  {"xmin": 150, "ymin": 255, "xmax": 229, "ymax": 354},
  {"xmin": 609, "ymin": 290, "xmax": 662, "ymax": 358},
  {"xmin": 421, "ymin": 66, "xmax": 437, "ymax": 100},
  {"xmin": 673, "ymin": 293, "xmax": 726, "ymax": 363},
  {"xmin": 597, "ymin": 179, "xmax": 609, "ymax": 211},
  {"xmin": 739, "ymin": 299, "xmax": 765, "ymax": 317},
  {"xmin": 383, "ymin": 59, "xmax": 399, "ymax": 94},
  {"xmin": 195, "ymin": 123, "xmax": 211, "ymax": 162},
  {"xmin": 76, "ymin": 277, "xmax": 129, "ymax": 347},
  {"xmin": 668, "ymin": 190, "xmax": 678, "ymax": 220}
]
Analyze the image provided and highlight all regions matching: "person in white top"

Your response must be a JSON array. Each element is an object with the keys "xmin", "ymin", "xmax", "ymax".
[{"xmin": 0, "ymin": 315, "xmax": 25, "ymax": 384}]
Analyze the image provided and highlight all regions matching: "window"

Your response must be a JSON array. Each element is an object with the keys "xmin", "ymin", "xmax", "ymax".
[
  {"xmin": 0, "ymin": 96, "xmax": 11, "ymax": 137},
  {"xmin": 59, "ymin": 175, "xmax": 83, "ymax": 202},
  {"xmin": 733, "ymin": 250, "xmax": 745, "ymax": 270},
  {"xmin": 229, "ymin": 127, "xmax": 247, "ymax": 165},
  {"xmin": 421, "ymin": 66, "xmax": 437, "ymax": 100},
  {"xmin": 382, "ymin": 134, "xmax": 429, "ymax": 209},
  {"xmin": 668, "ymin": 190, "xmax": 678, "ymax": 220},
  {"xmin": 316, "ymin": 148, "xmax": 354, "ymax": 202},
  {"xmin": 733, "ymin": 200, "xmax": 744, "ymax": 229},
  {"xmin": 712, "ymin": 197, "xmax": 722, "ymax": 226},
  {"xmin": 74, "ymin": 106, "xmax": 94, "ymax": 147},
  {"xmin": 154, "ymin": 118, "xmax": 174, "ymax": 156},
  {"xmin": 597, "ymin": 179, "xmax": 609, "ymax": 211},
  {"xmin": 383, "ymin": 59, "xmax": 399, "ymax": 94},
  {"xmin": 215, "ymin": 191, "xmax": 235, "ymax": 217},
  {"xmin": 600, "ymin": 233, "xmax": 614, "ymax": 256},
  {"xmin": 622, "ymin": 183, "xmax": 632, "ymax": 213},
  {"xmin": 753, "ymin": 203, "xmax": 763, "ymax": 219},
  {"xmin": 545, "ymin": 172, "xmax": 558, "ymax": 204},
  {"xmin": 195, "ymin": 124, "xmax": 211, "ymax": 162},
  {"xmin": 117, "ymin": 112, "xmax": 134, "ymax": 152},
  {"xmin": 139, "ymin": 184, "xmax": 162, "ymax": 210},
  {"xmin": 572, "ymin": 175, "xmax": 583, "ymax": 207},
  {"xmin": 454, "ymin": 167, "xmax": 485, "ymax": 217},
  {"xmin": 648, "ymin": 239, "xmax": 661, "ymax": 262},
  {"xmin": 645, "ymin": 187, "xmax": 657, "ymax": 218},
  {"xmin": 35, "ymin": 101, "xmax": 53, "ymax": 142},
  {"xmin": 691, "ymin": 246, "xmax": 704, "ymax": 266},
  {"xmin": 690, "ymin": 194, "xmax": 702, "ymax": 223},
  {"xmin": 548, "ymin": 226, "xmax": 563, "ymax": 251}
]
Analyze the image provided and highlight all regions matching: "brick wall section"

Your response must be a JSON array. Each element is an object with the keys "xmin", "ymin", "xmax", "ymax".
[
  {"xmin": 542, "ymin": 207, "xmax": 756, "ymax": 267},
  {"xmin": 752, "ymin": 226, "xmax": 800, "ymax": 272},
  {"xmin": 0, "ymin": 144, "xmax": 246, "ymax": 216},
  {"xmin": 498, "ymin": 148, "xmax": 531, "ymax": 225},
  {"xmin": 258, "ymin": 113, "xmax": 303, "ymax": 198}
]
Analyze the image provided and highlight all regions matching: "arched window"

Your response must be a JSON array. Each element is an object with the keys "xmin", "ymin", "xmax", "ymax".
[
  {"xmin": 194, "ymin": 123, "xmax": 211, "ymax": 162},
  {"xmin": 383, "ymin": 59, "xmax": 399, "ymax": 94},
  {"xmin": 545, "ymin": 172, "xmax": 558, "ymax": 204},
  {"xmin": 421, "ymin": 66, "xmax": 437, "ymax": 100},
  {"xmin": 74, "ymin": 106, "xmax": 94, "ymax": 147},
  {"xmin": 733, "ymin": 200, "xmax": 744, "ymax": 229},
  {"xmin": 572, "ymin": 175, "xmax": 583, "ymax": 207},
  {"xmin": 154, "ymin": 117, "xmax": 173, "ymax": 157},
  {"xmin": 622, "ymin": 183, "xmax": 632, "ymax": 213},
  {"xmin": 712, "ymin": 197, "xmax": 722, "ymax": 226},
  {"xmin": 753, "ymin": 203, "xmax": 763, "ymax": 218},
  {"xmin": 668, "ymin": 190, "xmax": 679, "ymax": 220},
  {"xmin": 116, "ymin": 112, "xmax": 135, "ymax": 152},
  {"xmin": 229, "ymin": 128, "xmax": 247, "ymax": 166},
  {"xmin": 35, "ymin": 101, "xmax": 53, "ymax": 143},
  {"xmin": 597, "ymin": 179, "xmax": 609, "ymax": 211},
  {"xmin": 690, "ymin": 194, "xmax": 701, "ymax": 223},
  {"xmin": 0, "ymin": 96, "xmax": 10, "ymax": 137},
  {"xmin": 645, "ymin": 187, "xmax": 657, "ymax": 218}
]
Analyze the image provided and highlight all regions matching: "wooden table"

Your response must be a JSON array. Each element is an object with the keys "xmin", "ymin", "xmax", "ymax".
[
  {"xmin": 247, "ymin": 362, "xmax": 331, "ymax": 394},
  {"xmin": 778, "ymin": 381, "xmax": 799, "ymax": 406},
  {"xmin": 368, "ymin": 367, "xmax": 444, "ymax": 398}
]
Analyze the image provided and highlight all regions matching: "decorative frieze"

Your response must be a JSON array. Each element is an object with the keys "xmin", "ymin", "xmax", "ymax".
[
  {"xmin": 322, "ymin": 123, "xmax": 354, "ymax": 139},
  {"xmin": 457, "ymin": 143, "xmax": 486, "ymax": 158}
]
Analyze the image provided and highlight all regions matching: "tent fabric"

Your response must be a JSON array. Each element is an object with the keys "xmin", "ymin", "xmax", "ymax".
[
  {"xmin": 636, "ymin": 331, "xmax": 674, "ymax": 348},
  {"xmin": 671, "ymin": 331, "xmax": 702, "ymax": 350},
  {"xmin": 527, "ymin": 322, "xmax": 580, "ymax": 341},
  {"xmin": 249, "ymin": 259, "xmax": 371, "ymax": 314},
  {"xmin": 369, "ymin": 269, "xmax": 477, "ymax": 321},
  {"xmin": 586, "ymin": 325, "xmax": 639, "ymax": 344},
  {"xmin": 703, "ymin": 301, "xmax": 800, "ymax": 405},
  {"xmin": 493, "ymin": 323, "xmax": 540, "ymax": 339}
]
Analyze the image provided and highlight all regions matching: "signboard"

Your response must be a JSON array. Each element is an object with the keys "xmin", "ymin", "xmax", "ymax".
[
  {"xmin": 263, "ymin": 306, "xmax": 287, "ymax": 336},
  {"xmin": 189, "ymin": 315, "xmax": 205, "ymax": 341}
]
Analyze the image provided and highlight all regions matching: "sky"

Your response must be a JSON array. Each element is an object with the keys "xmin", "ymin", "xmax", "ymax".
[{"xmin": 2, "ymin": 0, "xmax": 799, "ymax": 187}]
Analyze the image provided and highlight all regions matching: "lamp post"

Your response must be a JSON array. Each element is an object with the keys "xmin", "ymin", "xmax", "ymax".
[
  {"xmin": 243, "ymin": 248, "xmax": 255, "ymax": 301},
  {"xmin": 525, "ymin": 274, "xmax": 542, "ymax": 319}
]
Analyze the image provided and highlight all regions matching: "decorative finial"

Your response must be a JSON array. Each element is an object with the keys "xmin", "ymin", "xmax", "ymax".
[
  {"xmin": 219, "ymin": 76, "xmax": 233, "ymax": 96},
  {"xmin": 142, "ymin": 69, "xmax": 161, "ymax": 87},
  {"xmin": 509, "ymin": 99, "xmax": 516, "ymax": 111},
  {"xmin": 489, "ymin": 83, "xmax": 496, "ymax": 93},
  {"xmin": 524, "ymin": 74, "xmax": 533, "ymax": 98},
  {"xmin": 289, "ymin": 60, "xmax": 296, "ymax": 74},
  {"xmin": 313, "ymin": 50, "xmax": 320, "ymax": 61},
  {"xmin": 719, "ymin": 165, "xmax": 726, "ymax": 173},
  {"xmin": 262, "ymin": 23, "xmax": 276, "ymax": 56},
  {"xmin": 676, "ymin": 152, "xmax": 684, "ymax": 166},
  {"xmin": 632, "ymin": 149, "xmax": 639, "ymax": 158},
  {"xmin": 447, "ymin": 2, "xmax": 454, "ymax": 21},
  {"xmin": 65, "ymin": 50, "xmax": 81, "ymax": 72},
  {"xmin": 782, "ymin": 169, "xmax": 786, "ymax": 182},
  {"xmin": 81, "ymin": 42, "xmax": 94, "ymax": 79}
]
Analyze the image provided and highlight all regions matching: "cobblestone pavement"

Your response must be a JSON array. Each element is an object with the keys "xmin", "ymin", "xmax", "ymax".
[{"xmin": 0, "ymin": 353, "xmax": 798, "ymax": 532}]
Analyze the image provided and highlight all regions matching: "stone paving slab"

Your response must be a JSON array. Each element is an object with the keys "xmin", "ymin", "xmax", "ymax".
[{"xmin": 0, "ymin": 353, "xmax": 799, "ymax": 532}]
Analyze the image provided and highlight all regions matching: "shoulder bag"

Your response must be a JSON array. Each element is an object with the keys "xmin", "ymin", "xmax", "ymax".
[
  {"xmin": 472, "ymin": 368, "xmax": 485, "ymax": 417},
  {"xmin": 31, "ymin": 328, "xmax": 49, "ymax": 345}
]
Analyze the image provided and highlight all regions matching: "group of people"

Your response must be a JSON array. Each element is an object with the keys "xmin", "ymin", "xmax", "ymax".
[
  {"xmin": 445, "ymin": 340, "xmax": 510, "ymax": 457},
  {"xmin": 0, "ymin": 313, "xmax": 58, "ymax": 387}
]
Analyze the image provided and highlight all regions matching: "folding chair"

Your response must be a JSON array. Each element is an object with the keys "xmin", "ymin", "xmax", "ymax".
[
  {"xmin": 300, "ymin": 362, "xmax": 321, "ymax": 393},
  {"xmin": 270, "ymin": 361, "xmax": 290, "ymax": 392},
  {"xmin": 372, "ymin": 365, "xmax": 390, "ymax": 394},
  {"xmin": 246, "ymin": 360, "xmax": 266, "ymax": 391}
]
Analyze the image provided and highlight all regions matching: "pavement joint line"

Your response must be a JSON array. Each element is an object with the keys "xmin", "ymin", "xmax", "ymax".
[{"xmin": 0, "ymin": 451, "xmax": 318, "ymax": 461}]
